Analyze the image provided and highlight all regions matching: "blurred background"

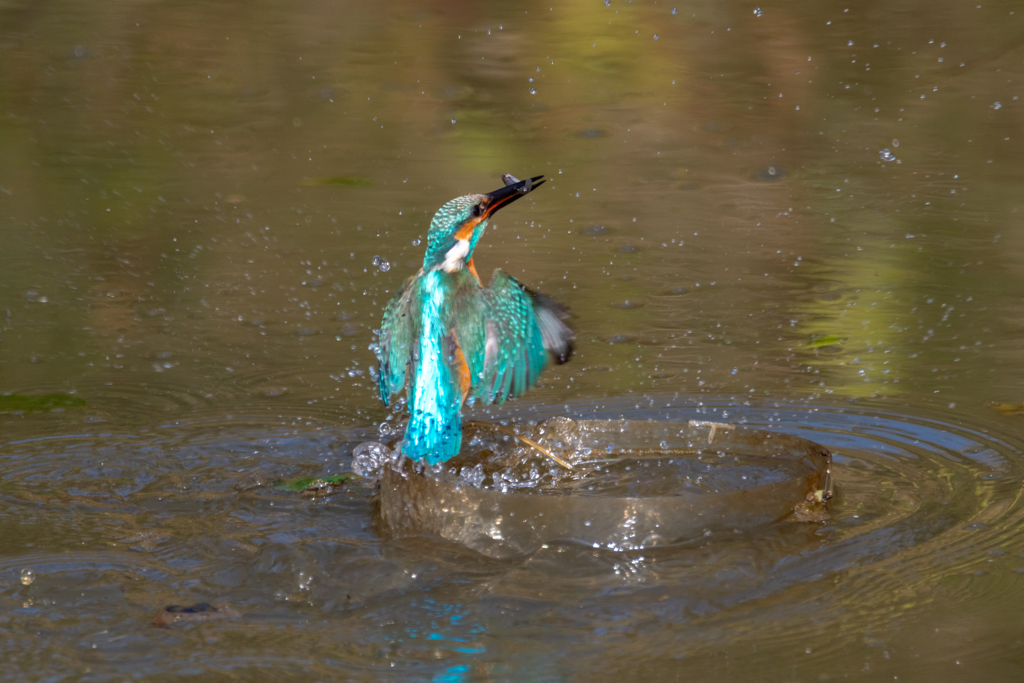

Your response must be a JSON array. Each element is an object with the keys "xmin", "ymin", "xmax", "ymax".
[{"xmin": 3, "ymin": 0, "xmax": 1024, "ymax": 679}]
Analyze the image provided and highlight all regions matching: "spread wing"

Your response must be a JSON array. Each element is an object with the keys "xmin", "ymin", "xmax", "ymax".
[
  {"xmin": 453, "ymin": 269, "xmax": 574, "ymax": 405},
  {"xmin": 376, "ymin": 275, "xmax": 419, "ymax": 406}
]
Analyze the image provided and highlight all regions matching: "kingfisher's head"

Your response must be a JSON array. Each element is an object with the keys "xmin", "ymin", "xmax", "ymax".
[{"xmin": 423, "ymin": 174, "xmax": 544, "ymax": 272}]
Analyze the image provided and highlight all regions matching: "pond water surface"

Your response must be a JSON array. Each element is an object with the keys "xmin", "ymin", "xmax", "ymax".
[{"xmin": 3, "ymin": 0, "xmax": 1024, "ymax": 680}]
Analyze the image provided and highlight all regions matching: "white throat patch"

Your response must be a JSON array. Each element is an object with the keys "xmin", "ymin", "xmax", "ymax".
[{"xmin": 441, "ymin": 239, "xmax": 470, "ymax": 273}]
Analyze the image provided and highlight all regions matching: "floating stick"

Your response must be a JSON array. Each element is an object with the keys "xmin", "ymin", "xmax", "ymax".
[{"xmin": 468, "ymin": 421, "xmax": 574, "ymax": 471}]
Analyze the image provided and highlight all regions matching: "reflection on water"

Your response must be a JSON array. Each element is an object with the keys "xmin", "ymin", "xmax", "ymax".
[{"xmin": 3, "ymin": 0, "xmax": 1024, "ymax": 678}]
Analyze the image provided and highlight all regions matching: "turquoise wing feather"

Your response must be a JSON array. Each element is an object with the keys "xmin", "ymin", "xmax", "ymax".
[
  {"xmin": 376, "ymin": 275, "xmax": 419, "ymax": 406},
  {"xmin": 454, "ymin": 270, "xmax": 574, "ymax": 405}
]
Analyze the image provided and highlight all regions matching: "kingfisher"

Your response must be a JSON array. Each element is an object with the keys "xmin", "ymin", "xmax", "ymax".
[{"xmin": 375, "ymin": 174, "xmax": 574, "ymax": 465}]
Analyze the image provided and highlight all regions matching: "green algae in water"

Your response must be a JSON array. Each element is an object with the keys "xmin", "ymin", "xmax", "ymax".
[
  {"xmin": 274, "ymin": 474, "xmax": 352, "ymax": 493},
  {"xmin": 0, "ymin": 394, "xmax": 86, "ymax": 413},
  {"xmin": 809, "ymin": 334, "xmax": 846, "ymax": 349}
]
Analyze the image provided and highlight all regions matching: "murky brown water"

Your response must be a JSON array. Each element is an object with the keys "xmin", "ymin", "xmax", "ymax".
[{"xmin": 4, "ymin": 0, "xmax": 1024, "ymax": 679}]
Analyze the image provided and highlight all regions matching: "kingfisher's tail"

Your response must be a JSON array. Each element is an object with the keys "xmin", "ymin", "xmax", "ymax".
[
  {"xmin": 401, "ymin": 404, "xmax": 462, "ymax": 465},
  {"xmin": 402, "ymin": 335, "xmax": 465, "ymax": 464}
]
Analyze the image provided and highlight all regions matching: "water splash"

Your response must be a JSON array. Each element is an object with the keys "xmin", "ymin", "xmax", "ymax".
[
  {"xmin": 460, "ymin": 463, "xmax": 486, "ymax": 488},
  {"xmin": 352, "ymin": 441, "xmax": 399, "ymax": 478}
]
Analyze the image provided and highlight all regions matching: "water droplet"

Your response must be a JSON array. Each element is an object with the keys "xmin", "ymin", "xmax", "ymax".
[
  {"xmin": 879, "ymin": 149, "xmax": 896, "ymax": 162},
  {"xmin": 755, "ymin": 166, "xmax": 786, "ymax": 181},
  {"xmin": 604, "ymin": 0, "xmax": 610, "ymax": 6},
  {"xmin": 451, "ymin": 118, "xmax": 456, "ymax": 124},
  {"xmin": 672, "ymin": 7, "xmax": 677, "ymax": 14},
  {"xmin": 20, "ymin": 569, "xmax": 34, "ymax": 586},
  {"xmin": 411, "ymin": 238, "xmax": 421, "ymax": 246},
  {"xmin": 372, "ymin": 255, "xmax": 391, "ymax": 272},
  {"xmin": 653, "ymin": 34, "xmax": 659, "ymax": 40},
  {"xmin": 529, "ymin": 87, "xmax": 536, "ymax": 95},
  {"xmin": 378, "ymin": 422, "xmax": 393, "ymax": 436},
  {"xmin": 892, "ymin": 138, "xmax": 899, "ymax": 147},
  {"xmin": 753, "ymin": 7, "xmax": 762, "ymax": 16},
  {"xmin": 991, "ymin": 101, "xmax": 1002, "ymax": 110}
]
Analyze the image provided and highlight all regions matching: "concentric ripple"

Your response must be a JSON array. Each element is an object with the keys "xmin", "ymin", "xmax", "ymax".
[
  {"xmin": 473, "ymin": 398, "xmax": 1024, "ymax": 676},
  {"xmin": 3, "ymin": 399, "xmax": 1024, "ymax": 679}
]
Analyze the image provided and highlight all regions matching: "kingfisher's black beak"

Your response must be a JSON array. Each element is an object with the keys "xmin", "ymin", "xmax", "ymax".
[{"xmin": 481, "ymin": 174, "xmax": 545, "ymax": 218}]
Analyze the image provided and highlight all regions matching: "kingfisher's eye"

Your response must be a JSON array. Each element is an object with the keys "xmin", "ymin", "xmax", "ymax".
[{"xmin": 471, "ymin": 203, "xmax": 483, "ymax": 217}]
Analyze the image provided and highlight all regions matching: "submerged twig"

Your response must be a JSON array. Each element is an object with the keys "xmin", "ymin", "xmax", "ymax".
[
  {"xmin": 614, "ymin": 448, "xmax": 700, "ymax": 456},
  {"xmin": 468, "ymin": 421, "xmax": 574, "ymax": 470}
]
